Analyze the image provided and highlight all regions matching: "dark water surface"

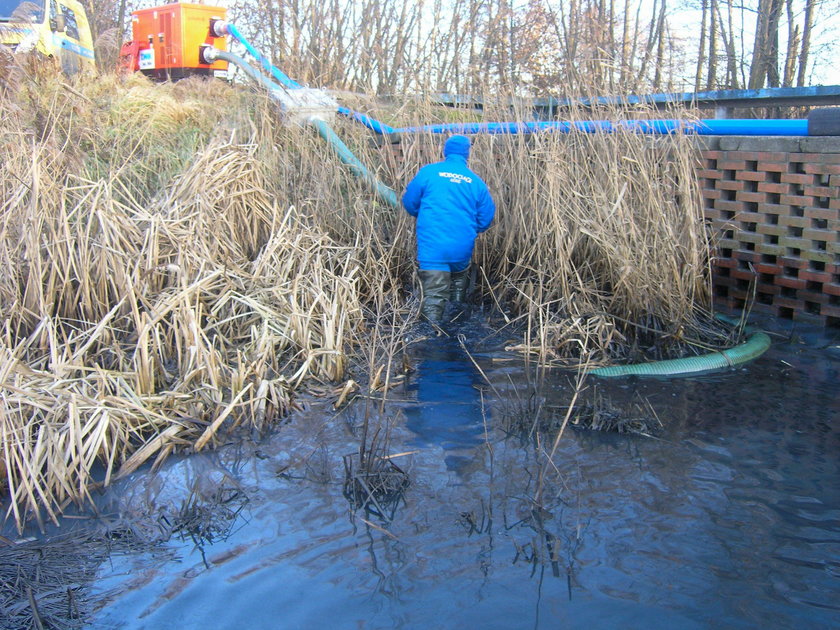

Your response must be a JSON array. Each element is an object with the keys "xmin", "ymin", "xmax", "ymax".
[{"xmin": 79, "ymin": 320, "xmax": 840, "ymax": 629}]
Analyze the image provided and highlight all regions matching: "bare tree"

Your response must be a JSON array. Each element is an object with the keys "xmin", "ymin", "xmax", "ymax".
[
  {"xmin": 619, "ymin": 0, "xmax": 632, "ymax": 85},
  {"xmin": 694, "ymin": 0, "xmax": 708, "ymax": 91},
  {"xmin": 706, "ymin": 0, "xmax": 719, "ymax": 88},
  {"xmin": 748, "ymin": 0, "xmax": 783, "ymax": 89},
  {"xmin": 783, "ymin": 0, "xmax": 801, "ymax": 85},
  {"xmin": 117, "ymin": 0, "xmax": 128, "ymax": 40},
  {"xmin": 796, "ymin": 0, "xmax": 815, "ymax": 86},
  {"xmin": 653, "ymin": 1, "xmax": 668, "ymax": 90},
  {"xmin": 718, "ymin": 0, "xmax": 740, "ymax": 88}
]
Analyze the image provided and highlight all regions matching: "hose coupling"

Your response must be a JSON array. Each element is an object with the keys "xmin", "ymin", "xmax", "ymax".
[
  {"xmin": 199, "ymin": 45, "xmax": 220, "ymax": 65},
  {"xmin": 209, "ymin": 19, "xmax": 229, "ymax": 38}
]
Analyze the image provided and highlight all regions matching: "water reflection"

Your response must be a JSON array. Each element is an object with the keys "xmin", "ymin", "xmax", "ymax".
[
  {"xmin": 84, "ymin": 324, "xmax": 840, "ymax": 629},
  {"xmin": 403, "ymin": 336, "xmax": 487, "ymax": 475}
]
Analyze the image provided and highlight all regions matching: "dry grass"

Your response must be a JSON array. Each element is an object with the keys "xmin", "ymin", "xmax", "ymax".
[
  {"xmin": 372, "ymin": 96, "xmax": 716, "ymax": 366},
  {"xmin": 481, "ymin": 128, "xmax": 711, "ymax": 365},
  {"xmin": 0, "ymin": 64, "xmax": 718, "ymax": 531},
  {"xmin": 0, "ymin": 68, "xmax": 378, "ymax": 531}
]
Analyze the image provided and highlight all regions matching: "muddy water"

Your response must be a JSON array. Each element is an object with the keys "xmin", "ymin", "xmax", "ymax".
[{"xmin": 82, "ymin": 320, "xmax": 840, "ymax": 629}]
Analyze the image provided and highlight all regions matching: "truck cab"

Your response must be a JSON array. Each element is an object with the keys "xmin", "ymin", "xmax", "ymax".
[{"xmin": 0, "ymin": 0, "xmax": 95, "ymax": 74}]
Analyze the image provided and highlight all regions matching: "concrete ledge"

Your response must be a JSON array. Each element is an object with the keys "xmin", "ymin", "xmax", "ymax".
[{"xmin": 699, "ymin": 135, "xmax": 840, "ymax": 153}]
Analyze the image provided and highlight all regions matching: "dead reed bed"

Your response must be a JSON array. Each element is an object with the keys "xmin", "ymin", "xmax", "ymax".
[
  {"xmin": 367, "ymin": 96, "xmax": 719, "ymax": 366},
  {"xmin": 0, "ymin": 70, "xmax": 386, "ymax": 531},
  {"xmin": 0, "ymin": 66, "xmax": 720, "ymax": 530},
  {"xmin": 481, "ymin": 129, "xmax": 711, "ymax": 365},
  {"xmin": 1, "ymin": 527, "xmax": 162, "ymax": 629}
]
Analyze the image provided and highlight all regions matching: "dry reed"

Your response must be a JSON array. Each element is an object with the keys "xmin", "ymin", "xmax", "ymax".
[
  {"xmin": 371, "ymin": 95, "xmax": 717, "ymax": 366},
  {"xmin": 0, "ymin": 68, "xmax": 378, "ymax": 531},
  {"xmin": 1, "ymin": 64, "xmax": 719, "ymax": 530}
]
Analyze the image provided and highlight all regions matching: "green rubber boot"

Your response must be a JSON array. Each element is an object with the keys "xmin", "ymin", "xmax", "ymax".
[
  {"xmin": 450, "ymin": 266, "xmax": 470, "ymax": 303},
  {"xmin": 418, "ymin": 270, "xmax": 450, "ymax": 323}
]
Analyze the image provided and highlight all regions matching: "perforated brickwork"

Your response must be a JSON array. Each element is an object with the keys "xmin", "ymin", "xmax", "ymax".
[{"xmin": 700, "ymin": 138, "xmax": 840, "ymax": 328}]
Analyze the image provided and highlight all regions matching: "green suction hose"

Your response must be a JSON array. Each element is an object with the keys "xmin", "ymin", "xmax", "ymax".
[{"xmin": 590, "ymin": 316, "xmax": 771, "ymax": 377}]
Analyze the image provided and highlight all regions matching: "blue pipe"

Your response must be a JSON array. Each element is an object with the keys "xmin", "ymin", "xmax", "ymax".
[
  {"xmin": 337, "ymin": 107, "xmax": 399, "ymax": 135},
  {"xmin": 337, "ymin": 114, "xmax": 810, "ymax": 136},
  {"xmin": 690, "ymin": 118, "xmax": 809, "ymax": 135}
]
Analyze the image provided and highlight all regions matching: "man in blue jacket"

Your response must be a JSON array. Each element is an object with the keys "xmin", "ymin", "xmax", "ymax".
[{"xmin": 402, "ymin": 134, "xmax": 496, "ymax": 323}]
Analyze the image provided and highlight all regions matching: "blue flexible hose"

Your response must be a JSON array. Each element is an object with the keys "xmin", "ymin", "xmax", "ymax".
[
  {"xmin": 337, "ymin": 107, "xmax": 399, "ymax": 135},
  {"xmin": 309, "ymin": 118, "xmax": 399, "ymax": 208},
  {"xmin": 227, "ymin": 23, "xmax": 301, "ymax": 90}
]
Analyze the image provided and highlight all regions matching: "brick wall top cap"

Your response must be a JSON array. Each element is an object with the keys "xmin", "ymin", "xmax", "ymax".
[{"xmin": 718, "ymin": 136, "xmax": 804, "ymax": 152}]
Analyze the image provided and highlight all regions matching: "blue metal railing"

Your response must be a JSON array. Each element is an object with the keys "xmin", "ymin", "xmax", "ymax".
[{"xmin": 434, "ymin": 85, "xmax": 840, "ymax": 117}]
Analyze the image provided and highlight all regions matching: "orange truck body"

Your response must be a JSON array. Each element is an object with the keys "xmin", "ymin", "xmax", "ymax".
[{"xmin": 128, "ymin": 3, "xmax": 227, "ymax": 79}]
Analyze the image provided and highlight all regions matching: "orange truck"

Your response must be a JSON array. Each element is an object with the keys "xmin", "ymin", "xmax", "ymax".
[{"xmin": 121, "ymin": 2, "xmax": 228, "ymax": 80}]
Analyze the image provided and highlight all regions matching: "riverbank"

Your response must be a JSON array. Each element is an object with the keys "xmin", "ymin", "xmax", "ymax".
[{"xmin": 2, "ymin": 67, "xmax": 728, "ymax": 532}]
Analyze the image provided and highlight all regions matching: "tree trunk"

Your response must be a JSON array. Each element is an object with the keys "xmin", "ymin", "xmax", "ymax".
[
  {"xmin": 652, "ymin": 0, "xmax": 667, "ymax": 91},
  {"xmin": 619, "ymin": 0, "xmax": 631, "ymax": 86},
  {"xmin": 628, "ymin": 0, "xmax": 644, "ymax": 91},
  {"xmin": 607, "ymin": 0, "xmax": 616, "ymax": 90},
  {"xmin": 748, "ymin": 0, "xmax": 770, "ymax": 88},
  {"xmin": 748, "ymin": 0, "xmax": 783, "ymax": 90},
  {"xmin": 637, "ymin": 0, "xmax": 660, "ymax": 84},
  {"xmin": 796, "ymin": 0, "xmax": 815, "ymax": 87},
  {"xmin": 706, "ymin": 0, "xmax": 718, "ymax": 89},
  {"xmin": 694, "ymin": 0, "xmax": 708, "ymax": 93},
  {"xmin": 117, "ymin": 0, "xmax": 127, "ymax": 41},
  {"xmin": 766, "ymin": 0, "xmax": 783, "ymax": 87},
  {"xmin": 782, "ymin": 0, "xmax": 799, "ymax": 87},
  {"xmin": 719, "ymin": 0, "xmax": 740, "ymax": 88}
]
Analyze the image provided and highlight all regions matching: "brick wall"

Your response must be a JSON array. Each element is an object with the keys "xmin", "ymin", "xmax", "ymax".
[{"xmin": 698, "ymin": 136, "xmax": 840, "ymax": 328}]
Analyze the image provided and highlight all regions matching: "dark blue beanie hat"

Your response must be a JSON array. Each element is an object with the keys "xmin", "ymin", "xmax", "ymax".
[{"xmin": 444, "ymin": 134, "xmax": 471, "ymax": 159}]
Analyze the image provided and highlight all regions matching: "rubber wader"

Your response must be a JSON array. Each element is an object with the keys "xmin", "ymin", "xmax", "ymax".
[
  {"xmin": 418, "ymin": 270, "xmax": 450, "ymax": 322},
  {"xmin": 449, "ymin": 266, "xmax": 470, "ymax": 302}
]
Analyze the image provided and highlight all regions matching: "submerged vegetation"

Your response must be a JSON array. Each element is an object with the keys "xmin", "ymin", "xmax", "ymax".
[{"xmin": 0, "ymin": 64, "xmax": 724, "ymax": 531}]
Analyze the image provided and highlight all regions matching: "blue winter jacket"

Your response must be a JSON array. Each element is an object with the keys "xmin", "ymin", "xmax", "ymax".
[{"xmin": 402, "ymin": 154, "xmax": 495, "ymax": 271}]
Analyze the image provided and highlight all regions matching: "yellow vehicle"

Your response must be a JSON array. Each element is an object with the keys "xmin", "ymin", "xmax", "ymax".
[{"xmin": 0, "ymin": 0, "xmax": 95, "ymax": 74}]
